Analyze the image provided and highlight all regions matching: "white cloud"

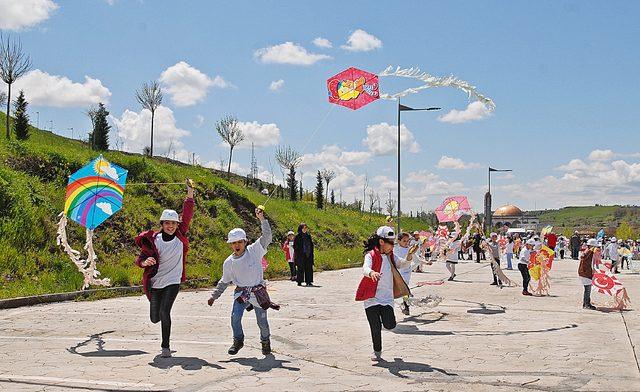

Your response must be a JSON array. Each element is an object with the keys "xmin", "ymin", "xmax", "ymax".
[
  {"xmin": 269, "ymin": 79, "xmax": 284, "ymax": 91},
  {"xmin": 341, "ymin": 29, "xmax": 382, "ymax": 52},
  {"xmin": 111, "ymin": 106, "xmax": 190, "ymax": 160},
  {"xmin": 194, "ymin": 115, "xmax": 205, "ymax": 128},
  {"xmin": 0, "ymin": 0, "xmax": 58, "ymax": 30},
  {"xmin": 236, "ymin": 121, "xmax": 280, "ymax": 148},
  {"xmin": 438, "ymin": 101, "xmax": 491, "ymax": 124},
  {"xmin": 588, "ymin": 149, "xmax": 615, "ymax": 161},
  {"xmin": 436, "ymin": 155, "xmax": 482, "ymax": 170},
  {"xmin": 301, "ymin": 145, "xmax": 372, "ymax": 168},
  {"xmin": 8, "ymin": 69, "xmax": 111, "ymax": 107},
  {"xmin": 555, "ymin": 159, "xmax": 589, "ymax": 172},
  {"xmin": 362, "ymin": 122, "xmax": 420, "ymax": 156},
  {"xmin": 312, "ymin": 37, "xmax": 333, "ymax": 48},
  {"xmin": 159, "ymin": 61, "xmax": 231, "ymax": 107},
  {"xmin": 254, "ymin": 42, "xmax": 332, "ymax": 65},
  {"xmin": 96, "ymin": 202, "xmax": 113, "ymax": 215}
]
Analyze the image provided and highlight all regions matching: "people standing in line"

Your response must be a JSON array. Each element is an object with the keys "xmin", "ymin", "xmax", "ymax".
[
  {"xmin": 518, "ymin": 239, "xmax": 535, "ymax": 296},
  {"xmin": 208, "ymin": 207, "xmax": 278, "ymax": 356},
  {"xmin": 505, "ymin": 237, "xmax": 515, "ymax": 270},
  {"xmin": 281, "ymin": 231, "xmax": 296, "ymax": 281},
  {"xmin": 578, "ymin": 239, "xmax": 599, "ymax": 310},
  {"xmin": 135, "ymin": 179, "xmax": 195, "ymax": 358},
  {"xmin": 356, "ymin": 226, "xmax": 416, "ymax": 362},
  {"xmin": 394, "ymin": 232, "xmax": 413, "ymax": 315},
  {"xmin": 570, "ymin": 231, "xmax": 581, "ymax": 260},
  {"xmin": 487, "ymin": 233, "xmax": 502, "ymax": 286},
  {"xmin": 294, "ymin": 223, "xmax": 315, "ymax": 286},
  {"xmin": 472, "ymin": 232, "xmax": 483, "ymax": 263}
]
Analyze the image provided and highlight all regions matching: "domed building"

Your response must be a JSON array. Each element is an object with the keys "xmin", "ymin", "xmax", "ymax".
[{"xmin": 492, "ymin": 204, "xmax": 539, "ymax": 231}]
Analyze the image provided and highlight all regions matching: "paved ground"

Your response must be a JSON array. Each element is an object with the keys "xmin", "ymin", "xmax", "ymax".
[{"xmin": 0, "ymin": 258, "xmax": 638, "ymax": 392}]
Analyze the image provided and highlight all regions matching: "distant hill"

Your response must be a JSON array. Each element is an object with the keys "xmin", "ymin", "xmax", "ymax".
[
  {"xmin": 532, "ymin": 206, "xmax": 640, "ymax": 237},
  {"xmin": 0, "ymin": 111, "xmax": 426, "ymax": 299}
]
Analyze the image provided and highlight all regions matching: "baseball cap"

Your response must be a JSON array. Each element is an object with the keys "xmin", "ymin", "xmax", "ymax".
[
  {"xmin": 160, "ymin": 209, "xmax": 180, "ymax": 222},
  {"xmin": 376, "ymin": 226, "xmax": 395, "ymax": 240},
  {"xmin": 227, "ymin": 228, "xmax": 247, "ymax": 243}
]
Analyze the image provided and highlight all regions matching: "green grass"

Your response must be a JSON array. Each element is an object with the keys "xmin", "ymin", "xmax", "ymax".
[{"xmin": 0, "ymin": 112, "xmax": 426, "ymax": 299}]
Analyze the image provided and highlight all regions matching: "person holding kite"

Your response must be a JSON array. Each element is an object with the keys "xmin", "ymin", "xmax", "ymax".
[
  {"xmin": 134, "ymin": 179, "xmax": 195, "ymax": 358},
  {"xmin": 445, "ymin": 230, "xmax": 467, "ymax": 281},
  {"xmin": 208, "ymin": 207, "xmax": 278, "ymax": 356},
  {"xmin": 518, "ymin": 239, "xmax": 535, "ymax": 296},
  {"xmin": 356, "ymin": 226, "xmax": 417, "ymax": 362},
  {"xmin": 578, "ymin": 239, "xmax": 599, "ymax": 310}
]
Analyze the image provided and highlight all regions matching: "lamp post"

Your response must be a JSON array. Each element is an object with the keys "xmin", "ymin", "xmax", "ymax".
[
  {"xmin": 396, "ymin": 99, "xmax": 440, "ymax": 234},
  {"xmin": 484, "ymin": 166, "xmax": 513, "ymax": 233}
]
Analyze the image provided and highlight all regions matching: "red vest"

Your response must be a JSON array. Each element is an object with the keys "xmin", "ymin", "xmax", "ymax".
[{"xmin": 355, "ymin": 248, "xmax": 411, "ymax": 301}]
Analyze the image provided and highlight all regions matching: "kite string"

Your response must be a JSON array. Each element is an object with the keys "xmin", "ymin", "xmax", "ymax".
[{"xmin": 261, "ymin": 103, "xmax": 337, "ymax": 207}]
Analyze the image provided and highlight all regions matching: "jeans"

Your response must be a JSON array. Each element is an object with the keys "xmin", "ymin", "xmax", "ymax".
[
  {"xmin": 583, "ymin": 284, "xmax": 592, "ymax": 307},
  {"xmin": 231, "ymin": 298, "xmax": 270, "ymax": 341},
  {"xmin": 506, "ymin": 253, "xmax": 513, "ymax": 269},
  {"xmin": 149, "ymin": 284, "xmax": 180, "ymax": 348},
  {"xmin": 365, "ymin": 305, "xmax": 396, "ymax": 352},
  {"xmin": 518, "ymin": 263, "xmax": 530, "ymax": 292}
]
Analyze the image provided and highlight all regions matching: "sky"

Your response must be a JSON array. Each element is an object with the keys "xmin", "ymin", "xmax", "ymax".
[{"xmin": 1, "ymin": 0, "xmax": 639, "ymax": 213}]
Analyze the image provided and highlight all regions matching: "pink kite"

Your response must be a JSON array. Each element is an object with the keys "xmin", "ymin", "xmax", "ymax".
[
  {"xmin": 436, "ymin": 225, "xmax": 449, "ymax": 239},
  {"xmin": 327, "ymin": 67, "xmax": 379, "ymax": 110},
  {"xmin": 435, "ymin": 196, "xmax": 472, "ymax": 223}
]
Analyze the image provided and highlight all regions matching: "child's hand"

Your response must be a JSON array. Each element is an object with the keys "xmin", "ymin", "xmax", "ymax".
[
  {"xmin": 141, "ymin": 257, "xmax": 156, "ymax": 267},
  {"xmin": 255, "ymin": 207, "xmax": 265, "ymax": 221},
  {"xmin": 186, "ymin": 178, "xmax": 195, "ymax": 198},
  {"xmin": 207, "ymin": 297, "xmax": 215, "ymax": 306},
  {"xmin": 369, "ymin": 271, "xmax": 381, "ymax": 281},
  {"xmin": 408, "ymin": 244, "xmax": 419, "ymax": 254}
]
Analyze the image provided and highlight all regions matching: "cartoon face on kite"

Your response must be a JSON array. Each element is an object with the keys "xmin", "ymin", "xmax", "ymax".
[
  {"xmin": 435, "ymin": 196, "xmax": 472, "ymax": 223},
  {"xmin": 327, "ymin": 67, "xmax": 379, "ymax": 110},
  {"xmin": 592, "ymin": 269, "xmax": 624, "ymax": 296}
]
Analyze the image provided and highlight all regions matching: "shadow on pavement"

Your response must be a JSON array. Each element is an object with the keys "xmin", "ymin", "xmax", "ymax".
[
  {"xmin": 67, "ymin": 330, "xmax": 147, "ymax": 358},
  {"xmin": 150, "ymin": 355, "xmax": 225, "ymax": 370},
  {"xmin": 373, "ymin": 357, "xmax": 458, "ymax": 379},
  {"xmin": 221, "ymin": 354, "xmax": 300, "ymax": 372}
]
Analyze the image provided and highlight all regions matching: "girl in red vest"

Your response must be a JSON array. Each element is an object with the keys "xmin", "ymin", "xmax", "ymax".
[
  {"xmin": 355, "ymin": 226, "xmax": 417, "ymax": 362},
  {"xmin": 134, "ymin": 180, "xmax": 195, "ymax": 358}
]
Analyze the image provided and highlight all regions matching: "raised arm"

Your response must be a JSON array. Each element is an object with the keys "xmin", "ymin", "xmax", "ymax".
[
  {"xmin": 256, "ymin": 208, "xmax": 272, "ymax": 249},
  {"xmin": 179, "ymin": 179, "xmax": 195, "ymax": 234}
]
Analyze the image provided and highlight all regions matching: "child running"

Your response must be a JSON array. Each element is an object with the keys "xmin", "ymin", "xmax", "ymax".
[
  {"xmin": 356, "ymin": 226, "xmax": 417, "ymax": 362},
  {"xmin": 135, "ymin": 179, "xmax": 194, "ymax": 358},
  {"xmin": 208, "ymin": 207, "xmax": 279, "ymax": 355},
  {"xmin": 394, "ymin": 232, "xmax": 413, "ymax": 315}
]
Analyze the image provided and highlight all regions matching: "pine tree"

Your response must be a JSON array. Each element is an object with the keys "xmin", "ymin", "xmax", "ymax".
[
  {"xmin": 12, "ymin": 90, "xmax": 29, "ymax": 140},
  {"xmin": 287, "ymin": 166, "xmax": 298, "ymax": 201},
  {"xmin": 330, "ymin": 189, "xmax": 335, "ymax": 205},
  {"xmin": 315, "ymin": 171, "xmax": 324, "ymax": 210},
  {"xmin": 299, "ymin": 180, "xmax": 303, "ymax": 201},
  {"xmin": 92, "ymin": 103, "xmax": 110, "ymax": 150}
]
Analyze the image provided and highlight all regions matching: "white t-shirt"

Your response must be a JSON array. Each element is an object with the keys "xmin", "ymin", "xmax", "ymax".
[
  {"xmin": 287, "ymin": 240, "xmax": 295, "ymax": 262},
  {"xmin": 362, "ymin": 252, "xmax": 394, "ymax": 308},
  {"xmin": 151, "ymin": 235, "xmax": 183, "ymax": 289},
  {"xmin": 505, "ymin": 242, "xmax": 514, "ymax": 254},
  {"xmin": 518, "ymin": 248, "xmax": 531, "ymax": 265},
  {"xmin": 393, "ymin": 245, "xmax": 412, "ymax": 284},
  {"xmin": 446, "ymin": 240, "xmax": 462, "ymax": 263},
  {"xmin": 220, "ymin": 240, "xmax": 267, "ymax": 290},
  {"xmin": 607, "ymin": 243, "xmax": 619, "ymax": 261}
]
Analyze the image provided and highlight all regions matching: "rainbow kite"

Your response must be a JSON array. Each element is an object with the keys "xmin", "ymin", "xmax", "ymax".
[{"xmin": 64, "ymin": 155, "xmax": 128, "ymax": 230}]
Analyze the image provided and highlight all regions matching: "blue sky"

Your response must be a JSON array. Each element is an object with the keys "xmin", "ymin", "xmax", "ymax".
[{"xmin": 2, "ymin": 0, "xmax": 639, "ymax": 212}]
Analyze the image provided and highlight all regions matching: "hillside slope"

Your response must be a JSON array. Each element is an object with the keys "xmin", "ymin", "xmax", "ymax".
[{"xmin": 0, "ymin": 112, "xmax": 426, "ymax": 299}]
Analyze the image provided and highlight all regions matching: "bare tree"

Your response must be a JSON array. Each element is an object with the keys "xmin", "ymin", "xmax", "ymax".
[
  {"xmin": 275, "ymin": 145, "xmax": 302, "ymax": 201},
  {"xmin": 0, "ymin": 92, "xmax": 6, "ymax": 108},
  {"xmin": 0, "ymin": 34, "xmax": 32, "ymax": 140},
  {"xmin": 385, "ymin": 191, "xmax": 397, "ymax": 217},
  {"xmin": 135, "ymin": 81, "xmax": 163, "ymax": 156},
  {"xmin": 215, "ymin": 115, "xmax": 244, "ymax": 178},
  {"xmin": 320, "ymin": 169, "xmax": 336, "ymax": 204},
  {"xmin": 367, "ymin": 189, "xmax": 380, "ymax": 213},
  {"xmin": 362, "ymin": 173, "xmax": 369, "ymax": 212},
  {"xmin": 85, "ymin": 105, "xmax": 98, "ymax": 148}
]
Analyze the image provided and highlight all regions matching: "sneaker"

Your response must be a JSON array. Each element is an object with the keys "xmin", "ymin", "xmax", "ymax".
[
  {"xmin": 161, "ymin": 347, "xmax": 171, "ymax": 358},
  {"xmin": 448, "ymin": 277, "xmax": 454, "ymax": 281},
  {"xmin": 228, "ymin": 338, "xmax": 244, "ymax": 355},
  {"xmin": 261, "ymin": 339, "xmax": 271, "ymax": 355},
  {"xmin": 490, "ymin": 282, "xmax": 498, "ymax": 286},
  {"xmin": 370, "ymin": 351, "xmax": 382, "ymax": 362},
  {"xmin": 306, "ymin": 283, "xmax": 314, "ymax": 287},
  {"xmin": 401, "ymin": 302, "xmax": 410, "ymax": 315},
  {"xmin": 522, "ymin": 291, "xmax": 532, "ymax": 296},
  {"xmin": 583, "ymin": 304, "xmax": 597, "ymax": 310}
]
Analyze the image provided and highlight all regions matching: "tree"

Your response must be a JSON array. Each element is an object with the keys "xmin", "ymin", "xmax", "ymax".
[
  {"xmin": 362, "ymin": 173, "xmax": 369, "ymax": 212},
  {"xmin": 299, "ymin": 179, "xmax": 303, "ymax": 200},
  {"xmin": 616, "ymin": 221, "xmax": 635, "ymax": 241},
  {"xmin": 85, "ymin": 105, "xmax": 99, "ymax": 149},
  {"xmin": 135, "ymin": 81, "xmax": 163, "ymax": 156},
  {"xmin": 385, "ymin": 191, "xmax": 396, "ymax": 217},
  {"xmin": 315, "ymin": 171, "xmax": 324, "ymax": 209},
  {"xmin": 330, "ymin": 189, "xmax": 335, "ymax": 205},
  {"xmin": 0, "ymin": 92, "xmax": 6, "ymax": 108},
  {"xmin": 92, "ymin": 103, "xmax": 110, "ymax": 150},
  {"xmin": 215, "ymin": 115, "xmax": 244, "ymax": 178},
  {"xmin": 12, "ymin": 90, "xmax": 29, "ymax": 140},
  {"xmin": 367, "ymin": 189, "xmax": 380, "ymax": 213},
  {"xmin": 0, "ymin": 34, "xmax": 32, "ymax": 140},
  {"xmin": 275, "ymin": 145, "xmax": 302, "ymax": 201},
  {"xmin": 320, "ymin": 169, "xmax": 336, "ymax": 204}
]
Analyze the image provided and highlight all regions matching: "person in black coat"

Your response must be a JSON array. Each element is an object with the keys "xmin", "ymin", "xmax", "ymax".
[{"xmin": 293, "ymin": 223, "xmax": 314, "ymax": 286}]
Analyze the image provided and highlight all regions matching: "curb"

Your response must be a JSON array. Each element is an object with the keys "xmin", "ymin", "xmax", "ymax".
[{"xmin": 0, "ymin": 285, "xmax": 143, "ymax": 309}]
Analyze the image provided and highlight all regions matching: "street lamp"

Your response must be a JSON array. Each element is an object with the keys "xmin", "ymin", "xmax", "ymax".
[
  {"xmin": 396, "ymin": 99, "xmax": 440, "ymax": 234},
  {"xmin": 35, "ymin": 111, "xmax": 39, "ymax": 129},
  {"xmin": 68, "ymin": 127, "xmax": 74, "ymax": 140},
  {"xmin": 484, "ymin": 166, "xmax": 513, "ymax": 232}
]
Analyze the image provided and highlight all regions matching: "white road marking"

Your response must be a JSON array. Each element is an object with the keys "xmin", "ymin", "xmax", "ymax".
[{"xmin": 0, "ymin": 374, "xmax": 155, "ymax": 389}]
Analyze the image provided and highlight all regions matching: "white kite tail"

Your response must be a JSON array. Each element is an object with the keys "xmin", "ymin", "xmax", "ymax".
[{"xmin": 56, "ymin": 212, "xmax": 111, "ymax": 290}]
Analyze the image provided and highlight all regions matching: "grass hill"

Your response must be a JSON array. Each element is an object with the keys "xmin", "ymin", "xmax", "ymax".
[
  {"xmin": 535, "ymin": 205, "xmax": 640, "ymax": 237},
  {"xmin": 0, "ymin": 112, "xmax": 427, "ymax": 299}
]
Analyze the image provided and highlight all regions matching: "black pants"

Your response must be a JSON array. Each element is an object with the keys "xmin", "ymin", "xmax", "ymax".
[
  {"xmin": 583, "ymin": 284, "xmax": 592, "ymax": 307},
  {"xmin": 560, "ymin": 250, "xmax": 565, "ymax": 259},
  {"xmin": 288, "ymin": 262, "xmax": 296, "ymax": 278},
  {"xmin": 474, "ymin": 250, "xmax": 482, "ymax": 262},
  {"xmin": 571, "ymin": 247, "xmax": 579, "ymax": 260},
  {"xmin": 518, "ymin": 263, "xmax": 530, "ymax": 292},
  {"xmin": 365, "ymin": 305, "xmax": 396, "ymax": 352},
  {"xmin": 296, "ymin": 257, "xmax": 313, "ymax": 284},
  {"xmin": 150, "ymin": 284, "xmax": 180, "ymax": 348}
]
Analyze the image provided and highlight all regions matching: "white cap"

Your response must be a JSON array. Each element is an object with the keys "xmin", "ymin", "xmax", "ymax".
[
  {"xmin": 587, "ymin": 238, "xmax": 600, "ymax": 247},
  {"xmin": 526, "ymin": 239, "xmax": 536, "ymax": 246},
  {"xmin": 286, "ymin": 231, "xmax": 295, "ymax": 236},
  {"xmin": 490, "ymin": 232, "xmax": 497, "ymax": 237},
  {"xmin": 611, "ymin": 237, "xmax": 617, "ymax": 242},
  {"xmin": 227, "ymin": 228, "xmax": 247, "ymax": 243},
  {"xmin": 159, "ymin": 209, "xmax": 180, "ymax": 222},
  {"xmin": 376, "ymin": 226, "xmax": 396, "ymax": 240}
]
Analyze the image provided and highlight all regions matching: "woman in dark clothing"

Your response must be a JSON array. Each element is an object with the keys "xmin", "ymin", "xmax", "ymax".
[{"xmin": 294, "ymin": 223, "xmax": 314, "ymax": 286}]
